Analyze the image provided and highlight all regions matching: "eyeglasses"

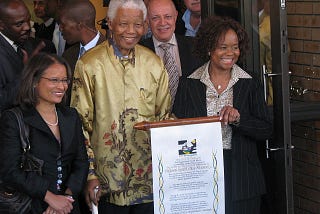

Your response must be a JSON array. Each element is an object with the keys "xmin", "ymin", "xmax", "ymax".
[{"xmin": 41, "ymin": 77, "xmax": 70, "ymax": 85}]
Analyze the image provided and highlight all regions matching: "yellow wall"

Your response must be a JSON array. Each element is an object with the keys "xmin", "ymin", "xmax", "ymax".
[{"xmin": 91, "ymin": 0, "xmax": 108, "ymax": 35}]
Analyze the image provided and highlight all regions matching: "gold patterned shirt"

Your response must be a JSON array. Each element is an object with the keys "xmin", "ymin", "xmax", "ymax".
[{"xmin": 70, "ymin": 40, "xmax": 171, "ymax": 206}]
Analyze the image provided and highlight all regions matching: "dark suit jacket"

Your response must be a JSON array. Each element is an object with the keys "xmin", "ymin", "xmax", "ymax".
[
  {"xmin": 0, "ymin": 34, "xmax": 24, "ymax": 113},
  {"xmin": 0, "ymin": 106, "xmax": 88, "ymax": 212},
  {"xmin": 62, "ymin": 33, "xmax": 106, "ymax": 105},
  {"xmin": 175, "ymin": 12, "xmax": 187, "ymax": 36},
  {"xmin": 62, "ymin": 33, "xmax": 106, "ymax": 72},
  {"xmin": 173, "ymin": 68, "xmax": 272, "ymax": 201},
  {"xmin": 34, "ymin": 20, "xmax": 74, "ymax": 54},
  {"xmin": 0, "ymin": 35, "xmax": 57, "ymax": 113},
  {"xmin": 34, "ymin": 19, "xmax": 56, "ymax": 41},
  {"xmin": 140, "ymin": 34, "xmax": 202, "ymax": 78}
]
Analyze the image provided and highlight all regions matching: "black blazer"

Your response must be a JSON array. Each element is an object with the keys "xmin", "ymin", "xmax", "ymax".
[
  {"xmin": 34, "ymin": 20, "xmax": 56, "ymax": 41},
  {"xmin": 0, "ymin": 35, "xmax": 58, "ymax": 113},
  {"xmin": 173, "ymin": 69, "xmax": 272, "ymax": 200},
  {"xmin": 140, "ymin": 34, "xmax": 202, "ymax": 78},
  {"xmin": 62, "ymin": 33, "xmax": 106, "ymax": 73},
  {"xmin": 0, "ymin": 34, "xmax": 24, "ymax": 113},
  {"xmin": 0, "ymin": 106, "xmax": 88, "ymax": 212},
  {"xmin": 34, "ymin": 20, "xmax": 74, "ymax": 54}
]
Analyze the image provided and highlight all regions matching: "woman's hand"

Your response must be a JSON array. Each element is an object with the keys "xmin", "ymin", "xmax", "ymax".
[
  {"xmin": 44, "ymin": 191, "xmax": 74, "ymax": 214},
  {"xmin": 219, "ymin": 105, "xmax": 240, "ymax": 125}
]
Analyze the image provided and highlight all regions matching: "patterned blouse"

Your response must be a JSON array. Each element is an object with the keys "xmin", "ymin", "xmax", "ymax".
[{"xmin": 188, "ymin": 62, "xmax": 252, "ymax": 149}]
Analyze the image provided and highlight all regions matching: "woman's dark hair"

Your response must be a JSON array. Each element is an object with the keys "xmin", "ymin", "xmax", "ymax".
[
  {"xmin": 194, "ymin": 15, "xmax": 249, "ymax": 63},
  {"xmin": 16, "ymin": 53, "xmax": 71, "ymax": 109}
]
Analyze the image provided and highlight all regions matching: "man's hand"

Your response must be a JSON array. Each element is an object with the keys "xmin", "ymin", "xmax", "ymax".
[
  {"xmin": 85, "ymin": 179, "xmax": 101, "ymax": 210},
  {"xmin": 22, "ymin": 41, "xmax": 46, "ymax": 64}
]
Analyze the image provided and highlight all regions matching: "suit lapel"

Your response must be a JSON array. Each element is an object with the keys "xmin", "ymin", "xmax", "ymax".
[
  {"xmin": 176, "ymin": 35, "xmax": 188, "ymax": 70},
  {"xmin": 56, "ymin": 108, "xmax": 74, "ymax": 150},
  {"xmin": 188, "ymin": 79, "xmax": 207, "ymax": 117},
  {"xmin": 0, "ymin": 34, "xmax": 23, "ymax": 67},
  {"xmin": 23, "ymin": 107, "xmax": 74, "ymax": 147},
  {"xmin": 141, "ymin": 38, "xmax": 156, "ymax": 52},
  {"xmin": 23, "ymin": 107, "xmax": 52, "ymax": 136},
  {"xmin": 233, "ymin": 79, "xmax": 248, "ymax": 110}
]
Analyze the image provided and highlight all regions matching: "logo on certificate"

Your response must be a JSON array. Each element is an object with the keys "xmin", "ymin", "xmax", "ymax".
[{"xmin": 178, "ymin": 139, "xmax": 197, "ymax": 155}]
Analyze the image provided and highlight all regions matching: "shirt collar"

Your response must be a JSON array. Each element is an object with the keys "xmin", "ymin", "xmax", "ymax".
[
  {"xmin": 80, "ymin": 31, "xmax": 100, "ymax": 51},
  {"xmin": 108, "ymin": 35, "xmax": 135, "ymax": 66},
  {"xmin": 0, "ymin": 32, "xmax": 17, "ymax": 51},
  {"xmin": 182, "ymin": 9, "xmax": 200, "ymax": 37},
  {"xmin": 44, "ymin": 18, "xmax": 54, "ymax": 27},
  {"xmin": 152, "ymin": 33, "xmax": 177, "ymax": 48},
  {"xmin": 189, "ymin": 62, "xmax": 252, "ymax": 83}
]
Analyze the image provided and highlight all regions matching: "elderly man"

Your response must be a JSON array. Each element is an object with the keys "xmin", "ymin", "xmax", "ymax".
[
  {"xmin": 70, "ymin": 0, "xmax": 171, "ymax": 213},
  {"xmin": 141, "ymin": 0, "xmax": 202, "ymax": 107}
]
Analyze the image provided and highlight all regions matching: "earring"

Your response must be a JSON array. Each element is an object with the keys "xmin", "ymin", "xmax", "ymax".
[{"xmin": 208, "ymin": 52, "xmax": 211, "ymax": 56}]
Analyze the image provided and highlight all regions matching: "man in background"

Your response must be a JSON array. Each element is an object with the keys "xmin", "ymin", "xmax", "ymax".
[
  {"xmin": 60, "ymin": 0, "xmax": 105, "ymax": 72},
  {"xmin": 180, "ymin": 0, "xmax": 201, "ymax": 37},
  {"xmin": 141, "ymin": 0, "xmax": 202, "ymax": 107},
  {"xmin": 0, "ymin": 0, "xmax": 53, "ymax": 113},
  {"xmin": 59, "ymin": 0, "xmax": 105, "ymax": 105},
  {"xmin": 34, "ymin": 0, "xmax": 69, "ymax": 55},
  {"xmin": 33, "ymin": 0, "xmax": 55, "ymax": 40}
]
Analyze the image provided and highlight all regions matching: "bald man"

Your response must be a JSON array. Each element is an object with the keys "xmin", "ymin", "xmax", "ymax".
[{"xmin": 141, "ymin": 0, "xmax": 202, "ymax": 106}]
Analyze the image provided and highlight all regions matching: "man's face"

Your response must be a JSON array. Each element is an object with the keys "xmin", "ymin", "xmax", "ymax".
[
  {"xmin": 108, "ymin": 7, "xmax": 146, "ymax": 56},
  {"xmin": 44, "ymin": 0, "xmax": 59, "ymax": 18},
  {"xmin": 148, "ymin": 0, "xmax": 177, "ymax": 42},
  {"xmin": 183, "ymin": 0, "xmax": 201, "ymax": 14},
  {"xmin": 59, "ymin": 14, "xmax": 81, "ymax": 44},
  {"xmin": 0, "ymin": 2, "xmax": 31, "ymax": 44},
  {"xmin": 33, "ymin": 0, "xmax": 47, "ymax": 19}
]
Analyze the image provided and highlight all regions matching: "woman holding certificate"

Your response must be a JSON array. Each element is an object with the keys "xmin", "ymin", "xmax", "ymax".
[{"xmin": 173, "ymin": 16, "xmax": 272, "ymax": 214}]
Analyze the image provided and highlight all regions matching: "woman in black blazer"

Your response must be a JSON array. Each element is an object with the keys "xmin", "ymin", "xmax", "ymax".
[
  {"xmin": 173, "ymin": 16, "xmax": 272, "ymax": 214},
  {"xmin": 0, "ymin": 53, "xmax": 88, "ymax": 213}
]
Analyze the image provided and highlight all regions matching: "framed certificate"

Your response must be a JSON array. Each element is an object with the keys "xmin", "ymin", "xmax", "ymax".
[{"xmin": 135, "ymin": 117, "xmax": 225, "ymax": 214}]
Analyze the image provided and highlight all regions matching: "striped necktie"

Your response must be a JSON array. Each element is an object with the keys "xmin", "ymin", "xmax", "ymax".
[{"xmin": 159, "ymin": 43, "xmax": 179, "ymax": 107}]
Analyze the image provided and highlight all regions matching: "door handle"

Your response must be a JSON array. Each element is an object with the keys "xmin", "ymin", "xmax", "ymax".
[{"xmin": 266, "ymin": 140, "xmax": 294, "ymax": 159}]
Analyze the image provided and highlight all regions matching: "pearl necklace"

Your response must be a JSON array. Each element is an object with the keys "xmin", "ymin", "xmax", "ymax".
[{"xmin": 43, "ymin": 108, "xmax": 59, "ymax": 126}]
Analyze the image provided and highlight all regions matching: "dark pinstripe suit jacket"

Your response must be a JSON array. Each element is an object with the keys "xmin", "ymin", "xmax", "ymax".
[{"xmin": 173, "ymin": 66, "xmax": 272, "ymax": 201}]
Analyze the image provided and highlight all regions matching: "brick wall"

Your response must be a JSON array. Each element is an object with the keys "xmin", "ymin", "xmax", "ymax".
[{"xmin": 287, "ymin": 1, "xmax": 320, "ymax": 213}]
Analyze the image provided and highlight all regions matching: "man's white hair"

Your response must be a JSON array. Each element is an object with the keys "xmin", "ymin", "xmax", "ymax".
[{"xmin": 107, "ymin": 0, "xmax": 147, "ymax": 21}]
